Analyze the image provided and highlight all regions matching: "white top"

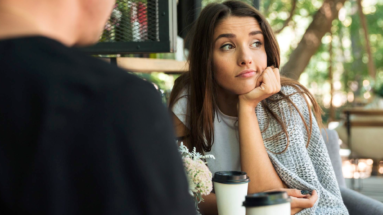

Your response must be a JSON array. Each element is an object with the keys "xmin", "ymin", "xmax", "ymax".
[
  {"xmin": 172, "ymin": 86, "xmax": 348, "ymax": 215},
  {"xmin": 172, "ymin": 88, "xmax": 241, "ymax": 175}
]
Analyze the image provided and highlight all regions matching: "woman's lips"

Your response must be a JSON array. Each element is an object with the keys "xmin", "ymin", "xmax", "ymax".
[{"xmin": 236, "ymin": 70, "xmax": 256, "ymax": 78}]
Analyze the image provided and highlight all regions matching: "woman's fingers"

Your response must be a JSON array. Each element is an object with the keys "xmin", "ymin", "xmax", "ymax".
[
  {"xmin": 263, "ymin": 67, "xmax": 278, "ymax": 93},
  {"xmin": 270, "ymin": 68, "xmax": 279, "ymax": 92},
  {"xmin": 239, "ymin": 66, "xmax": 280, "ymax": 105},
  {"xmin": 255, "ymin": 70, "xmax": 264, "ymax": 89},
  {"xmin": 283, "ymin": 189, "xmax": 308, "ymax": 198},
  {"xmin": 270, "ymin": 188, "xmax": 307, "ymax": 198},
  {"xmin": 267, "ymin": 66, "xmax": 280, "ymax": 92},
  {"xmin": 273, "ymin": 67, "xmax": 281, "ymax": 89},
  {"xmin": 271, "ymin": 66, "xmax": 280, "ymax": 80},
  {"xmin": 246, "ymin": 66, "xmax": 280, "ymax": 103},
  {"xmin": 310, "ymin": 190, "xmax": 318, "ymax": 205},
  {"xmin": 290, "ymin": 190, "xmax": 318, "ymax": 209},
  {"xmin": 262, "ymin": 69, "xmax": 272, "ymax": 93}
]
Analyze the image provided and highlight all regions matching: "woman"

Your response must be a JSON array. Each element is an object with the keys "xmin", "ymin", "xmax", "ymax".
[{"xmin": 169, "ymin": 1, "xmax": 348, "ymax": 214}]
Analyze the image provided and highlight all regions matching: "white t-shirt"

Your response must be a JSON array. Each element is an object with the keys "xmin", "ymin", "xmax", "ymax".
[{"xmin": 172, "ymin": 89, "xmax": 241, "ymax": 175}]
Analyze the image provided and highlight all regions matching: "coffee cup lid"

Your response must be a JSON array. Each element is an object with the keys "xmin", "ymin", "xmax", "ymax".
[
  {"xmin": 243, "ymin": 191, "xmax": 291, "ymax": 207},
  {"xmin": 212, "ymin": 171, "xmax": 250, "ymax": 184}
]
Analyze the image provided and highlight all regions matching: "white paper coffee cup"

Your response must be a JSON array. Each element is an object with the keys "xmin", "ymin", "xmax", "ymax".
[
  {"xmin": 212, "ymin": 171, "xmax": 250, "ymax": 215},
  {"xmin": 243, "ymin": 191, "xmax": 291, "ymax": 215}
]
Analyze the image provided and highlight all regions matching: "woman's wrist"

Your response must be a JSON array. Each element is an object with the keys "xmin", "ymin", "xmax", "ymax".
[
  {"xmin": 238, "ymin": 96, "xmax": 260, "ymax": 108},
  {"xmin": 238, "ymin": 99, "xmax": 259, "ymax": 114}
]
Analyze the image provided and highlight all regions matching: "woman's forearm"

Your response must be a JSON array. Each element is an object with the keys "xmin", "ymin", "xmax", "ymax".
[
  {"xmin": 198, "ymin": 192, "xmax": 218, "ymax": 215},
  {"xmin": 238, "ymin": 102, "xmax": 285, "ymax": 193}
]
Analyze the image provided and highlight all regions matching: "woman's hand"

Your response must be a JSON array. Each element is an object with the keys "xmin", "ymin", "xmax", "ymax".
[
  {"xmin": 272, "ymin": 189, "xmax": 318, "ymax": 215},
  {"xmin": 289, "ymin": 189, "xmax": 318, "ymax": 215},
  {"xmin": 238, "ymin": 66, "xmax": 281, "ymax": 108}
]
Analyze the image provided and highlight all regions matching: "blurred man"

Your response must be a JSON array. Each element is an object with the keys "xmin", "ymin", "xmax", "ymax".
[{"xmin": 0, "ymin": 0, "xmax": 194, "ymax": 214}]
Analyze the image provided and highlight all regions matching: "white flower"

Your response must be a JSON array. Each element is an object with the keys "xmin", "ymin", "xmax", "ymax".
[{"xmin": 179, "ymin": 142, "xmax": 215, "ymax": 200}]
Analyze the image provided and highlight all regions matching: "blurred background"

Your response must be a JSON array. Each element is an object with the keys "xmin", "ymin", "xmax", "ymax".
[{"xmin": 89, "ymin": 0, "xmax": 383, "ymax": 202}]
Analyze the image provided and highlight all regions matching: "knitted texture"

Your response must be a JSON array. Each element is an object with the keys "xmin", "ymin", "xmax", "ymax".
[{"xmin": 258, "ymin": 86, "xmax": 348, "ymax": 214}]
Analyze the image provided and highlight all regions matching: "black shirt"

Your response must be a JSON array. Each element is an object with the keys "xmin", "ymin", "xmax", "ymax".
[{"xmin": 0, "ymin": 37, "xmax": 194, "ymax": 215}]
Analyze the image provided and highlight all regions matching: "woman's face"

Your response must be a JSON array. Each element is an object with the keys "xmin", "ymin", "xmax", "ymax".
[{"xmin": 213, "ymin": 16, "xmax": 267, "ymax": 95}]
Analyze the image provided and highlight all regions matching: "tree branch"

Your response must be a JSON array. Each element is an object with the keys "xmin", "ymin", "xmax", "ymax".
[
  {"xmin": 274, "ymin": 0, "xmax": 298, "ymax": 34},
  {"xmin": 281, "ymin": 0, "xmax": 347, "ymax": 80}
]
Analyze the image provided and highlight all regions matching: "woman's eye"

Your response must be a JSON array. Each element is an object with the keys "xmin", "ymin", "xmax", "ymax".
[
  {"xmin": 251, "ymin": 41, "xmax": 262, "ymax": 48},
  {"xmin": 221, "ymin": 44, "xmax": 234, "ymax": 50}
]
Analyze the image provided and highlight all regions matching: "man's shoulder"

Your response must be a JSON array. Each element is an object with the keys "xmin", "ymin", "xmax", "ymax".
[
  {"xmin": 69, "ymin": 54, "xmax": 159, "ymax": 105},
  {"xmin": 0, "ymin": 36, "xmax": 152, "ymax": 94}
]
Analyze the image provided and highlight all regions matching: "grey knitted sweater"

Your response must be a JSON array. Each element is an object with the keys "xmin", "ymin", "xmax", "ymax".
[
  {"xmin": 173, "ymin": 85, "xmax": 349, "ymax": 215},
  {"xmin": 257, "ymin": 86, "xmax": 348, "ymax": 214}
]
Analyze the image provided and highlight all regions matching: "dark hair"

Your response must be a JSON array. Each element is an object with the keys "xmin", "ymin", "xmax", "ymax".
[{"xmin": 169, "ymin": 0, "xmax": 322, "ymax": 154}]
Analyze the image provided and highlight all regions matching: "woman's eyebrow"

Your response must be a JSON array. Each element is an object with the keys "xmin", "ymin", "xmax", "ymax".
[
  {"xmin": 214, "ymin": 30, "xmax": 263, "ymax": 43},
  {"xmin": 214, "ymin": 33, "xmax": 235, "ymax": 43},
  {"xmin": 249, "ymin": 30, "xmax": 263, "ymax": 36}
]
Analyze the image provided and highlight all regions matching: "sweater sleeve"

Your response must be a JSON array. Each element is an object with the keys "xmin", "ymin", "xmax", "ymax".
[{"xmin": 258, "ymin": 86, "xmax": 349, "ymax": 215}]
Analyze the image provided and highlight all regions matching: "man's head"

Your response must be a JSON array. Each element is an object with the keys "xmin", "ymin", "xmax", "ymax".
[{"xmin": 0, "ymin": 0, "xmax": 116, "ymax": 46}]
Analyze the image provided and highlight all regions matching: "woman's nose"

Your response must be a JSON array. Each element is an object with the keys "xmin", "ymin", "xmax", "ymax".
[{"xmin": 237, "ymin": 47, "xmax": 253, "ymax": 67}]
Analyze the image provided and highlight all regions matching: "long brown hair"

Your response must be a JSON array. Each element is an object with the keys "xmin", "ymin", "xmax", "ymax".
[{"xmin": 169, "ymin": 0, "xmax": 323, "ymax": 154}]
